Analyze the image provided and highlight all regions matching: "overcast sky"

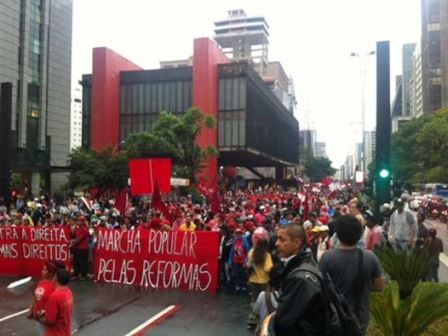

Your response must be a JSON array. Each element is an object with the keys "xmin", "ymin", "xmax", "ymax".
[{"xmin": 72, "ymin": 0, "xmax": 421, "ymax": 167}]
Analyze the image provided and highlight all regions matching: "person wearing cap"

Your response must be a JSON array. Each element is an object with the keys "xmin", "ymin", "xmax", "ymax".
[
  {"xmin": 246, "ymin": 230, "xmax": 273, "ymax": 329},
  {"xmin": 228, "ymin": 228, "xmax": 249, "ymax": 293},
  {"xmin": 388, "ymin": 198, "xmax": 417, "ymax": 251},
  {"xmin": 303, "ymin": 212, "xmax": 321, "ymax": 231},
  {"xmin": 424, "ymin": 229, "xmax": 444, "ymax": 282},
  {"xmin": 365, "ymin": 211, "xmax": 385, "ymax": 251},
  {"xmin": 316, "ymin": 225, "xmax": 330, "ymax": 261},
  {"xmin": 381, "ymin": 203, "xmax": 392, "ymax": 235}
]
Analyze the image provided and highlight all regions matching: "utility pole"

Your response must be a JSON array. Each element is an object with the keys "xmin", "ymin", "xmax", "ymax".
[
  {"xmin": 0, "ymin": 83, "xmax": 12, "ymax": 210},
  {"xmin": 375, "ymin": 41, "xmax": 391, "ymax": 209}
]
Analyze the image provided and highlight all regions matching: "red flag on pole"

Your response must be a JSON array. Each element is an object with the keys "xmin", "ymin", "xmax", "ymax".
[
  {"xmin": 115, "ymin": 188, "xmax": 127, "ymax": 214},
  {"xmin": 129, "ymin": 158, "xmax": 172, "ymax": 196},
  {"xmin": 151, "ymin": 181, "xmax": 168, "ymax": 214},
  {"xmin": 303, "ymin": 194, "xmax": 310, "ymax": 221},
  {"xmin": 211, "ymin": 189, "xmax": 220, "ymax": 214}
]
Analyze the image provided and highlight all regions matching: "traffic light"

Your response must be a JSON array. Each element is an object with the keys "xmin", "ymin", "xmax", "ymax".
[
  {"xmin": 379, "ymin": 168, "xmax": 390, "ymax": 179},
  {"xmin": 375, "ymin": 41, "xmax": 391, "ymax": 208}
]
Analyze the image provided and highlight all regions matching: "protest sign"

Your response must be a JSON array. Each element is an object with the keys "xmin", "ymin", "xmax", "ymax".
[
  {"xmin": 0, "ymin": 227, "xmax": 71, "ymax": 277},
  {"xmin": 94, "ymin": 229, "xmax": 219, "ymax": 292}
]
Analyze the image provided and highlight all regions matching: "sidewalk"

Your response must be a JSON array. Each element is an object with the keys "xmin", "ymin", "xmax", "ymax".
[{"xmin": 424, "ymin": 218, "xmax": 448, "ymax": 282}]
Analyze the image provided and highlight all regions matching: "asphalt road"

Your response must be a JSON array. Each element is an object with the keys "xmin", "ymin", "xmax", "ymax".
[
  {"xmin": 2, "ymin": 219, "xmax": 447, "ymax": 335},
  {"xmin": 0, "ymin": 277, "xmax": 252, "ymax": 336}
]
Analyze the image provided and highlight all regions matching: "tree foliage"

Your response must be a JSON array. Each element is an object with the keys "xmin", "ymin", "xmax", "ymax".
[
  {"xmin": 304, "ymin": 150, "xmax": 337, "ymax": 182},
  {"xmin": 67, "ymin": 147, "xmax": 129, "ymax": 191},
  {"xmin": 67, "ymin": 108, "xmax": 217, "ymax": 191},
  {"xmin": 126, "ymin": 108, "xmax": 217, "ymax": 184},
  {"xmin": 391, "ymin": 109, "xmax": 448, "ymax": 184}
]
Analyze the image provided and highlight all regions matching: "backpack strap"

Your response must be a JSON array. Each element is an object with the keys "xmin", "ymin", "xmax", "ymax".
[
  {"xmin": 352, "ymin": 249, "xmax": 364, "ymax": 312},
  {"xmin": 265, "ymin": 289, "xmax": 275, "ymax": 314}
]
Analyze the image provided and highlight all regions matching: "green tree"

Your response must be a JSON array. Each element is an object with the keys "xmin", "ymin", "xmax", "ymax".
[
  {"xmin": 67, "ymin": 147, "xmax": 128, "ymax": 191},
  {"xmin": 416, "ymin": 109, "xmax": 448, "ymax": 182},
  {"xmin": 126, "ymin": 108, "xmax": 217, "ymax": 185},
  {"xmin": 304, "ymin": 151, "xmax": 337, "ymax": 182},
  {"xmin": 391, "ymin": 109, "xmax": 448, "ymax": 184}
]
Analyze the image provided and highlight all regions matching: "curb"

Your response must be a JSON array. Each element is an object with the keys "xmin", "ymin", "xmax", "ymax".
[{"xmin": 440, "ymin": 253, "xmax": 448, "ymax": 268}]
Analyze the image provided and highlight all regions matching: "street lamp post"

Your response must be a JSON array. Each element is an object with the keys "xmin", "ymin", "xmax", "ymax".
[
  {"xmin": 112, "ymin": 140, "xmax": 126, "ymax": 155},
  {"xmin": 350, "ymin": 50, "xmax": 375, "ymax": 175}
]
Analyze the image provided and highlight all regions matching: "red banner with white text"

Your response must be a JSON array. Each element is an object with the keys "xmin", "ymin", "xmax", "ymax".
[
  {"xmin": 94, "ymin": 229, "xmax": 219, "ymax": 292},
  {"xmin": 0, "ymin": 226, "xmax": 71, "ymax": 277}
]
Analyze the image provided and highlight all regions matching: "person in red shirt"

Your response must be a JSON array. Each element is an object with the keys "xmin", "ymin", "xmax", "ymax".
[
  {"xmin": 42, "ymin": 268, "xmax": 73, "ymax": 336},
  {"xmin": 27, "ymin": 260, "xmax": 65, "ymax": 333},
  {"xmin": 70, "ymin": 217, "xmax": 90, "ymax": 280}
]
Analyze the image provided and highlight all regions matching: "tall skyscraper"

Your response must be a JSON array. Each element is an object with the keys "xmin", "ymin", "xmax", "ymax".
[
  {"xmin": 363, "ymin": 131, "xmax": 376, "ymax": 171},
  {"xmin": 70, "ymin": 84, "xmax": 82, "ymax": 150},
  {"xmin": 0, "ymin": 0, "xmax": 72, "ymax": 194},
  {"xmin": 410, "ymin": 43, "xmax": 423, "ymax": 118},
  {"xmin": 214, "ymin": 10, "xmax": 297, "ymax": 114},
  {"xmin": 402, "ymin": 44, "xmax": 416, "ymax": 116},
  {"xmin": 421, "ymin": 0, "xmax": 448, "ymax": 113}
]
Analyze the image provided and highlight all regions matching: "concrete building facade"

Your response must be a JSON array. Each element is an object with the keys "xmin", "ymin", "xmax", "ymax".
[
  {"xmin": 0, "ymin": 0, "xmax": 73, "ymax": 194},
  {"xmin": 421, "ymin": 0, "xmax": 448, "ymax": 114},
  {"xmin": 410, "ymin": 43, "xmax": 424, "ymax": 118},
  {"xmin": 363, "ymin": 131, "xmax": 376, "ymax": 172},
  {"xmin": 402, "ymin": 43, "xmax": 416, "ymax": 116},
  {"xmin": 315, "ymin": 142, "xmax": 327, "ymax": 158},
  {"xmin": 70, "ymin": 84, "xmax": 82, "ymax": 150}
]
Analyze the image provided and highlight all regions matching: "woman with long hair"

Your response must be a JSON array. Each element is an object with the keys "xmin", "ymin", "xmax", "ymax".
[{"xmin": 246, "ymin": 228, "xmax": 272, "ymax": 329}]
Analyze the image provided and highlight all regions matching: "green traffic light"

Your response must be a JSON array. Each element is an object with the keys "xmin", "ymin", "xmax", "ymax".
[{"xmin": 379, "ymin": 168, "xmax": 390, "ymax": 178}]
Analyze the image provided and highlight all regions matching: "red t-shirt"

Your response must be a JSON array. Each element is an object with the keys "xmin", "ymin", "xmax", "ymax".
[
  {"xmin": 75, "ymin": 226, "xmax": 89, "ymax": 250},
  {"xmin": 33, "ymin": 279, "xmax": 56, "ymax": 318},
  {"xmin": 45, "ymin": 287, "xmax": 73, "ymax": 336}
]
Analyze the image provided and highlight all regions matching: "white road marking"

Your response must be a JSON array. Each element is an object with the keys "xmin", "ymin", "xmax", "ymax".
[
  {"xmin": 0, "ymin": 309, "xmax": 29, "ymax": 323},
  {"xmin": 124, "ymin": 305, "xmax": 178, "ymax": 336},
  {"xmin": 440, "ymin": 253, "xmax": 448, "ymax": 268}
]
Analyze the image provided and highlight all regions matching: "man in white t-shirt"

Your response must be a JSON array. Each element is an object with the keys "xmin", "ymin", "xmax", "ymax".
[{"xmin": 388, "ymin": 199, "xmax": 417, "ymax": 251}]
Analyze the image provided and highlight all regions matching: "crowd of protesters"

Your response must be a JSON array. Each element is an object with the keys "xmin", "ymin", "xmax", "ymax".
[{"xmin": 0, "ymin": 183, "xmax": 445, "ymax": 335}]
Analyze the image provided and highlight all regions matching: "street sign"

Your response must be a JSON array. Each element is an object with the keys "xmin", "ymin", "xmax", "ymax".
[{"xmin": 170, "ymin": 178, "xmax": 190, "ymax": 186}]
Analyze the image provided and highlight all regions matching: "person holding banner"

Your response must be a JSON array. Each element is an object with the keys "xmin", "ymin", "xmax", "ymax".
[{"xmin": 70, "ymin": 217, "xmax": 90, "ymax": 280}]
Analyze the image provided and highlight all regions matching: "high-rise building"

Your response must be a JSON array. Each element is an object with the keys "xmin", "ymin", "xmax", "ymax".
[
  {"xmin": 70, "ymin": 84, "xmax": 82, "ymax": 150},
  {"xmin": 363, "ymin": 131, "xmax": 376, "ymax": 171},
  {"xmin": 410, "ymin": 43, "xmax": 423, "ymax": 118},
  {"xmin": 214, "ymin": 10, "xmax": 297, "ymax": 114},
  {"xmin": 402, "ymin": 44, "xmax": 416, "ymax": 116},
  {"xmin": 0, "ymin": 0, "xmax": 72, "ymax": 194},
  {"xmin": 315, "ymin": 142, "xmax": 327, "ymax": 158},
  {"xmin": 214, "ymin": 9, "xmax": 269, "ymax": 76},
  {"xmin": 299, "ymin": 129, "xmax": 316, "ymax": 161},
  {"xmin": 421, "ymin": 0, "xmax": 448, "ymax": 113}
]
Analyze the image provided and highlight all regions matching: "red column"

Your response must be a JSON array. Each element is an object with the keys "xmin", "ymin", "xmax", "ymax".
[
  {"xmin": 192, "ymin": 38, "xmax": 229, "ymax": 189},
  {"xmin": 91, "ymin": 48, "xmax": 142, "ymax": 150}
]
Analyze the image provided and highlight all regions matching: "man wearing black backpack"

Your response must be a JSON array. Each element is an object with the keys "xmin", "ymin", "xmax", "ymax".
[
  {"xmin": 272, "ymin": 224, "xmax": 327, "ymax": 335},
  {"xmin": 319, "ymin": 214, "xmax": 384, "ymax": 334}
]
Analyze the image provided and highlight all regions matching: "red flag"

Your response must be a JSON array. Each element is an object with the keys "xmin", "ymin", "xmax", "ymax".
[
  {"xmin": 211, "ymin": 189, "xmax": 220, "ymax": 214},
  {"xmin": 303, "ymin": 194, "xmax": 310, "ymax": 221},
  {"xmin": 197, "ymin": 179, "xmax": 209, "ymax": 199},
  {"xmin": 115, "ymin": 188, "xmax": 127, "ymax": 214},
  {"xmin": 151, "ymin": 181, "xmax": 168, "ymax": 216},
  {"xmin": 129, "ymin": 158, "xmax": 172, "ymax": 196}
]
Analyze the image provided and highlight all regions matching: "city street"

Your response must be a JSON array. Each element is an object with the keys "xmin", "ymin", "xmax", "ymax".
[{"xmin": 0, "ymin": 277, "xmax": 252, "ymax": 336}]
